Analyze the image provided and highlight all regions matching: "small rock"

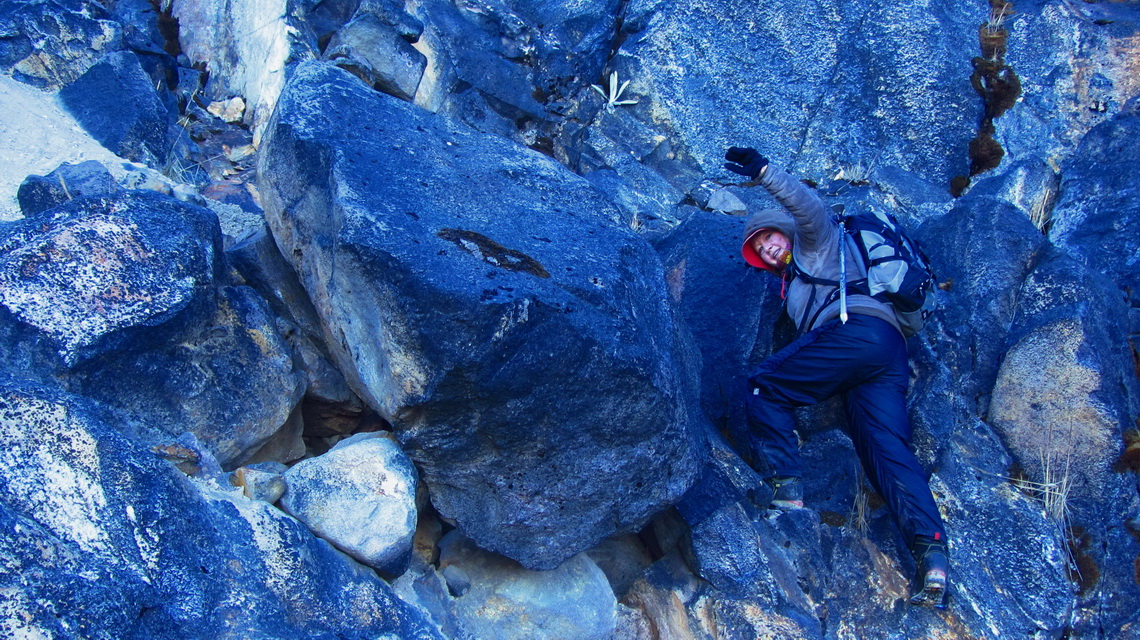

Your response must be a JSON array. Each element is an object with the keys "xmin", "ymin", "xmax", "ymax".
[
  {"xmin": 706, "ymin": 188, "xmax": 747, "ymax": 214},
  {"xmin": 437, "ymin": 531, "xmax": 618, "ymax": 640},
  {"xmin": 208, "ymin": 97, "xmax": 246, "ymax": 124},
  {"xmin": 230, "ymin": 466, "xmax": 287, "ymax": 503},
  {"xmin": 17, "ymin": 161, "xmax": 121, "ymax": 216},
  {"xmin": 280, "ymin": 432, "xmax": 417, "ymax": 577}
]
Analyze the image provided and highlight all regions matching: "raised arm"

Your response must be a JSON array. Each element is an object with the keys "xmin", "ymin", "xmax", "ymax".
[{"xmin": 724, "ymin": 147, "xmax": 836, "ymax": 252}]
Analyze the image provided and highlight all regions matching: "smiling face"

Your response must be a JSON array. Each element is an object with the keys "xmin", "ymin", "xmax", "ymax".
[{"xmin": 749, "ymin": 228, "xmax": 792, "ymax": 270}]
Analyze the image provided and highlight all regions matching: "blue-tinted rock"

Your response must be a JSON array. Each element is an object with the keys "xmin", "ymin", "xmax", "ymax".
[
  {"xmin": 990, "ymin": 246, "xmax": 1140, "ymax": 638},
  {"xmin": 1000, "ymin": 1, "xmax": 1140, "ymax": 169},
  {"xmin": 0, "ymin": 0, "xmax": 124, "ymax": 90},
  {"xmin": 17, "ymin": 160, "xmax": 122, "ymax": 217},
  {"xmin": 281, "ymin": 432, "xmax": 418, "ymax": 577},
  {"xmin": 411, "ymin": 0, "xmax": 549, "ymax": 124},
  {"xmin": 615, "ymin": 0, "xmax": 983, "ymax": 186},
  {"xmin": 172, "ymin": 0, "xmax": 317, "ymax": 135},
  {"xmin": 0, "ymin": 190, "xmax": 222, "ymax": 368},
  {"xmin": 71, "ymin": 285, "xmax": 306, "ymax": 469},
  {"xmin": 58, "ymin": 51, "xmax": 173, "ymax": 166},
  {"xmin": 259, "ymin": 61, "xmax": 705, "ymax": 569},
  {"xmin": 1049, "ymin": 110, "xmax": 1140, "ymax": 325},
  {"xmin": 325, "ymin": 13, "xmax": 427, "ymax": 100},
  {"xmin": 914, "ymin": 190, "xmax": 1049, "ymax": 412},
  {"xmin": 436, "ymin": 531, "xmax": 618, "ymax": 640},
  {"xmin": 0, "ymin": 380, "xmax": 444, "ymax": 639}
]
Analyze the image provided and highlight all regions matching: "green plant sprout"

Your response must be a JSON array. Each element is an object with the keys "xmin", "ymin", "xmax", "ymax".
[{"xmin": 592, "ymin": 72, "xmax": 638, "ymax": 112}]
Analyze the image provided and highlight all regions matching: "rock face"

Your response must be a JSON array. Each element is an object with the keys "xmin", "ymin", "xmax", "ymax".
[
  {"xmin": 0, "ymin": 380, "xmax": 444, "ymax": 640},
  {"xmin": 1001, "ymin": 1, "xmax": 1140, "ymax": 169},
  {"xmin": 259, "ymin": 60, "xmax": 705, "ymax": 569},
  {"xmin": 2, "ymin": 0, "xmax": 1140, "ymax": 636},
  {"xmin": 281, "ymin": 432, "xmax": 418, "ymax": 577},
  {"xmin": 1048, "ymin": 109, "xmax": 1140, "ymax": 330},
  {"xmin": 172, "ymin": 0, "xmax": 316, "ymax": 137},
  {"xmin": 611, "ymin": 0, "xmax": 984, "ymax": 186}
]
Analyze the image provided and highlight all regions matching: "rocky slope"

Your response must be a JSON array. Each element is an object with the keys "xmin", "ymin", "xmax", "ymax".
[{"xmin": 1, "ymin": 0, "xmax": 1138, "ymax": 638}]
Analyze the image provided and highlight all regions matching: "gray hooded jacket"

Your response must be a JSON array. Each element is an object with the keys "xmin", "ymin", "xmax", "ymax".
[{"xmin": 749, "ymin": 164, "xmax": 902, "ymax": 336}]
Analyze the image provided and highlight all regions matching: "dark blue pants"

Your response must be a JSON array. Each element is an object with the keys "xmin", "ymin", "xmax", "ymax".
[{"xmin": 745, "ymin": 314, "xmax": 947, "ymax": 543}]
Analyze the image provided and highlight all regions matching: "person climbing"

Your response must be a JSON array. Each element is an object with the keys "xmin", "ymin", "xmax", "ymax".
[{"xmin": 724, "ymin": 146, "xmax": 950, "ymax": 608}]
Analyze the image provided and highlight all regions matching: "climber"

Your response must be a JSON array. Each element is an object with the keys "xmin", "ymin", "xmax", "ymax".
[{"xmin": 724, "ymin": 146, "xmax": 950, "ymax": 608}]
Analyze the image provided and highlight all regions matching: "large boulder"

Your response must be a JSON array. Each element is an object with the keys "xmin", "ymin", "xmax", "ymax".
[
  {"xmin": 434, "ymin": 531, "xmax": 619, "ymax": 640},
  {"xmin": 0, "ymin": 190, "xmax": 221, "ymax": 368},
  {"xmin": 58, "ymin": 50, "xmax": 173, "ymax": 167},
  {"xmin": 0, "ymin": 190, "xmax": 305, "ymax": 469},
  {"xmin": 914, "ymin": 188, "xmax": 1049, "ymax": 413},
  {"xmin": 324, "ymin": 12, "xmax": 427, "ymax": 101},
  {"xmin": 989, "ymin": 248, "xmax": 1140, "ymax": 638},
  {"xmin": 259, "ymin": 61, "xmax": 705, "ymax": 569},
  {"xmin": 651, "ymin": 208, "xmax": 777, "ymax": 439},
  {"xmin": 612, "ymin": 0, "xmax": 985, "ymax": 186},
  {"xmin": 0, "ymin": 0, "xmax": 124, "ymax": 89},
  {"xmin": 0, "ymin": 380, "xmax": 444, "ymax": 639},
  {"xmin": 990, "ymin": 248, "xmax": 1137, "ymax": 509},
  {"xmin": 72, "ymin": 284, "xmax": 307, "ymax": 469}
]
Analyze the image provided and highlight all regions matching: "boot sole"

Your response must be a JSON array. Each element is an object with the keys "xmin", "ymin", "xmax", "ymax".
[
  {"xmin": 909, "ymin": 569, "xmax": 947, "ymax": 609},
  {"xmin": 770, "ymin": 499, "xmax": 805, "ymax": 510}
]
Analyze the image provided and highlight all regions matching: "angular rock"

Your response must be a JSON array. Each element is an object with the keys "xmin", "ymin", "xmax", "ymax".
[
  {"xmin": 0, "ymin": 190, "xmax": 222, "ymax": 368},
  {"xmin": 281, "ymin": 432, "xmax": 418, "ymax": 577},
  {"xmin": 227, "ymin": 226, "xmax": 369, "ymax": 434},
  {"xmin": 58, "ymin": 51, "xmax": 173, "ymax": 167},
  {"xmin": 0, "ymin": 0, "xmax": 124, "ymax": 90},
  {"xmin": 259, "ymin": 60, "xmax": 705, "ymax": 569},
  {"xmin": 622, "ymin": 548, "xmax": 822, "ymax": 639},
  {"xmin": 436, "ymin": 531, "xmax": 618, "ymax": 640},
  {"xmin": 325, "ymin": 13, "xmax": 427, "ymax": 100},
  {"xmin": 230, "ymin": 463, "xmax": 288, "ymax": 503},
  {"xmin": 615, "ymin": 0, "xmax": 983, "ymax": 186},
  {"xmin": 505, "ymin": 0, "xmax": 619, "ymax": 93},
  {"xmin": 411, "ymin": 0, "xmax": 549, "ymax": 123},
  {"xmin": 965, "ymin": 159, "xmax": 1059, "ymax": 231},
  {"xmin": 651, "ymin": 208, "xmax": 783, "ymax": 439},
  {"xmin": 17, "ymin": 160, "xmax": 122, "ymax": 217},
  {"xmin": 0, "ymin": 380, "xmax": 444, "ymax": 639},
  {"xmin": 71, "ymin": 285, "xmax": 306, "ymax": 469},
  {"xmin": 914, "ymin": 189, "xmax": 1049, "ymax": 413}
]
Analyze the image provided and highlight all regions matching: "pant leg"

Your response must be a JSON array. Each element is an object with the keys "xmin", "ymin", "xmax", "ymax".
[
  {"xmin": 746, "ymin": 316, "xmax": 891, "ymax": 477},
  {"xmin": 841, "ymin": 322, "xmax": 947, "ymax": 542}
]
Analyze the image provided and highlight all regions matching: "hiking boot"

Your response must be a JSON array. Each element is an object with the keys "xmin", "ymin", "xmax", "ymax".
[
  {"xmin": 765, "ymin": 476, "xmax": 804, "ymax": 510},
  {"xmin": 909, "ymin": 534, "xmax": 949, "ymax": 608}
]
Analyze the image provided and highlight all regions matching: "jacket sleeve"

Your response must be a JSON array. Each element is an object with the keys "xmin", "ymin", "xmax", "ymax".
[{"xmin": 759, "ymin": 164, "xmax": 836, "ymax": 252}]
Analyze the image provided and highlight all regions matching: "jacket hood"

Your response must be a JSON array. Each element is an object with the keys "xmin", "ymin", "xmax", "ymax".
[{"xmin": 742, "ymin": 208, "xmax": 796, "ymax": 270}]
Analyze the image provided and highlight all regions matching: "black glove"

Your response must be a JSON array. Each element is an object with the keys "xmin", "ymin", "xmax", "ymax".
[{"xmin": 724, "ymin": 147, "xmax": 769, "ymax": 180}]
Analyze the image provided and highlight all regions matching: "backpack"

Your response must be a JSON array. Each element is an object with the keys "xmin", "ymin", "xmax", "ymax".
[{"xmin": 795, "ymin": 205, "xmax": 937, "ymax": 337}]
